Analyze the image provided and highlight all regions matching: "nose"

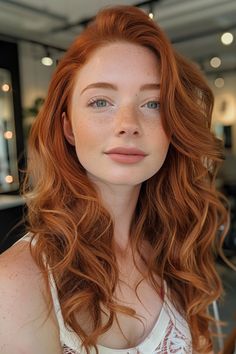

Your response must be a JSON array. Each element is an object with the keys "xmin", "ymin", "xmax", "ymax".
[{"xmin": 114, "ymin": 105, "xmax": 141, "ymax": 137}]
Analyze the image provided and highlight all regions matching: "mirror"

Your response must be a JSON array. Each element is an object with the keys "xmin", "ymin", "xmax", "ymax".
[{"xmin": 0, "ymin": 68, "xmax": 19, "ymax": 192}]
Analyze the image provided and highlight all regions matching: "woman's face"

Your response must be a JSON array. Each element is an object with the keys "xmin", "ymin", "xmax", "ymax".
[{"xmin": 63, "ymin": 42, "xmax": 170, "ymax": 187}]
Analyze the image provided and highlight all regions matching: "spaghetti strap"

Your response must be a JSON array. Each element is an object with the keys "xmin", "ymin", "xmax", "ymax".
[{"xmin": 13, "ymin": 232, "xmax": 37, "ymax": 247}]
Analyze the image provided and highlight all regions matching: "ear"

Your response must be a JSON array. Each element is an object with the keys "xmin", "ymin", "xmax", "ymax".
[{"xmin": 62, "ymin": 112, "xmax": 75, "ymax": 145}]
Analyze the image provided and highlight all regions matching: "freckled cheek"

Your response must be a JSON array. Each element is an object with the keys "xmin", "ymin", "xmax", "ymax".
[
  {"xmin": 160, "ymin": 134, "xmax": 170, "ymax": 153},
  {"xmin": 147, "ymin": 122, "xmax": 169, "ymax": 143},
  {"xmin": 150, "ymin": 132, "xmax": 170, "ymax": 159},
  {"xmin": 73, "ymin": 121, "xmax": 107, "ymax": 152}
]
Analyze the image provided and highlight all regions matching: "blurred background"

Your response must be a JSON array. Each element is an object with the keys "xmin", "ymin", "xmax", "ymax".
[{"xmin": 0, "ymin": 0, "xmax": 235, "ymax": 352}]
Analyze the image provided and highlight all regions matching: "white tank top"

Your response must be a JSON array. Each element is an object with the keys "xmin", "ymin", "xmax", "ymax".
[{"xmin": 17, "ymin": 233, "xmax": 193, "ymax": 353}]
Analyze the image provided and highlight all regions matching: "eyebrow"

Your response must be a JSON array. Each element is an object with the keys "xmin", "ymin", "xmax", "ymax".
[{"xmin": 80, "ymin": 82, "xmax": 160, "ymax": 95}]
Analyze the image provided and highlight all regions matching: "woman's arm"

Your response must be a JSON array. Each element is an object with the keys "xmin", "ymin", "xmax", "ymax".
[{"xmin": 0, "ymin": 241, "xmax": 62, "ymax": 354}]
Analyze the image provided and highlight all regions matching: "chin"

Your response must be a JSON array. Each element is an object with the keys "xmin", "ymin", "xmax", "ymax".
[
  {"xmin": 99, "ymin": 174, "xmax": 151, "ymax": 186},
  {"xmin": 86, "ymin": 167, "xmax": 159, "ymax": 185}
]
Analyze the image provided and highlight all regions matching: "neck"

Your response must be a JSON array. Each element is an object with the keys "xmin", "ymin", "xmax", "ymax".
[{"xmin": 88, "ymin": 176, "xmax": 142, "ymax": 252}]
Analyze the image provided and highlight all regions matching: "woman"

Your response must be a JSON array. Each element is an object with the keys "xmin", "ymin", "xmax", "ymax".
[{"xmin": 0, "ymin": 5, "xmax": 228, "ymax": 354}]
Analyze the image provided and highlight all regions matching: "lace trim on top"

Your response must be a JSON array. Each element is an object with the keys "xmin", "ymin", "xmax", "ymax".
[{"xmin": 62, "ymin": 317, "xmax": 192, "ymax": 354}]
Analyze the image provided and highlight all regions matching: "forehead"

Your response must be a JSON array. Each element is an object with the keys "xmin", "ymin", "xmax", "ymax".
[{"xmin": 73, "ymin": 42, "xmax": 160, "ymax": 89}]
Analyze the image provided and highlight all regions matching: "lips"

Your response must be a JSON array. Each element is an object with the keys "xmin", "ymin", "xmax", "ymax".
[{"xmin": 105, "ymin": 147, "xmax": 146, "ymax": 156}]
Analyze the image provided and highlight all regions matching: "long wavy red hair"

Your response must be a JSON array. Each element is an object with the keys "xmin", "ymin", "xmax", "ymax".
[{"xmin": 23, "ymin": 5, "xmax": 229, "ymax": 353}]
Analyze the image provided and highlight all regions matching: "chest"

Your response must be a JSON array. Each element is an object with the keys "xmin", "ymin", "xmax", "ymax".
[
  {"xmin": 77, "ymin": 270, "xmax": 163, "ymax": 350},
  {"xmin": 100, "ymin": 276, "xmax": 163, "ymax": 349}
]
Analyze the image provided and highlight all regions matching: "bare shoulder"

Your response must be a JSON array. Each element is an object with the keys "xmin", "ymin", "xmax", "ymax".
[{"xmin": 0, "ymin": 239, "xmax": 62, "ymax": 354}]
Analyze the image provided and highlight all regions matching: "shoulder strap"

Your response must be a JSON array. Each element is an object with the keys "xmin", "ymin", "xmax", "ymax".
[
  {"xmin": 47, "ymin": 266, "xmax": 83, "ymax": 350},
  {"xmin": 13, "ymin": 232, "xmax": 36, "ymax": 246}
]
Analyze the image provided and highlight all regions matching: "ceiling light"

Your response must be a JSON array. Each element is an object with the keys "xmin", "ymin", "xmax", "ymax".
[
  {"xmin": 221, "ymin": 32, "xmax": 234, "ymax": 45},
  {"xmin": 148, "ymin": 2, "xmax": 155, "ymax": 20},
  {"xmin": 210, "ymin": 56, "xmax": 221, "ymax": 68},
  {"xmin": 41, "ymin": 56, "xmax": 53, "ymax": 66},
  {"xmin": 214, "ymin": 77, "xmax": 224, "ymax": 88},
  {"xmin": 41, "ymin": 46, "xmax": 54, "ymax": 66}
]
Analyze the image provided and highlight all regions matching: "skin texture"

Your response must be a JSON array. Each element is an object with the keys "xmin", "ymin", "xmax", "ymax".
[
  {"xmin": 63, "ymin": 42, "xmax": 170, "ymax": 250},
  {"xmin": 64, "ymin": 42, "xmax": 169, "ymax": 187},
  {"xmin": 0, "ymin": 242, "xmax": 62, "ymax": 354}
]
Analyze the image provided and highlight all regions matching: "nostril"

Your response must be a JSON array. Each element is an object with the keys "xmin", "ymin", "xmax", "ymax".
[{"xmin": 118, "ymin": 130, "xmax": 139, "ymax": 136}]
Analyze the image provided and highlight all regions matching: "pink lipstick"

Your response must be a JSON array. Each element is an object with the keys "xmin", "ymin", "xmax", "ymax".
[{"xmin": 104, "ymin": 147, "xmax": 147, "ymax": 164}]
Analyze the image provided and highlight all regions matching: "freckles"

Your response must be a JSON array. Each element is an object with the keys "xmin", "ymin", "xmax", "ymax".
[
  {"xmin": 145, "ymin": 120, "xmax": 162, "ymax": 135},
  {"xmin": 147, "ymin": 126, "xmax": 169, "ymax": 148},
  {"xmin": 83, "ymin": 112, "xmax": 113, "ymax": 127},
  {"xmin": 75, "ymin": 119, "xmax": 107, "ymax": 145}
]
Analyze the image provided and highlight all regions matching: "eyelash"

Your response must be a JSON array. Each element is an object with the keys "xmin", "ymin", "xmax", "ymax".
[
  {"xmin": 87, "ymin": 98, "xmax": 111, "ymax": 108},
  {"xmin": 87, "ymin": 98, "xmax": 160, "ymax": 110}
]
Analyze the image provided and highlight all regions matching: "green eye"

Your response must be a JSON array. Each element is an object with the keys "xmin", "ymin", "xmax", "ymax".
[
  {"xmin": 95, "ymin": 99, "xmax": 107, "ymax": 107},
  {"xmin": 146, "ymin": 101, "xmax": 160, "ymax": 109},
  {"xmin": 89, "ymin": 99, "xmax": 108, "ymax": 108}
]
